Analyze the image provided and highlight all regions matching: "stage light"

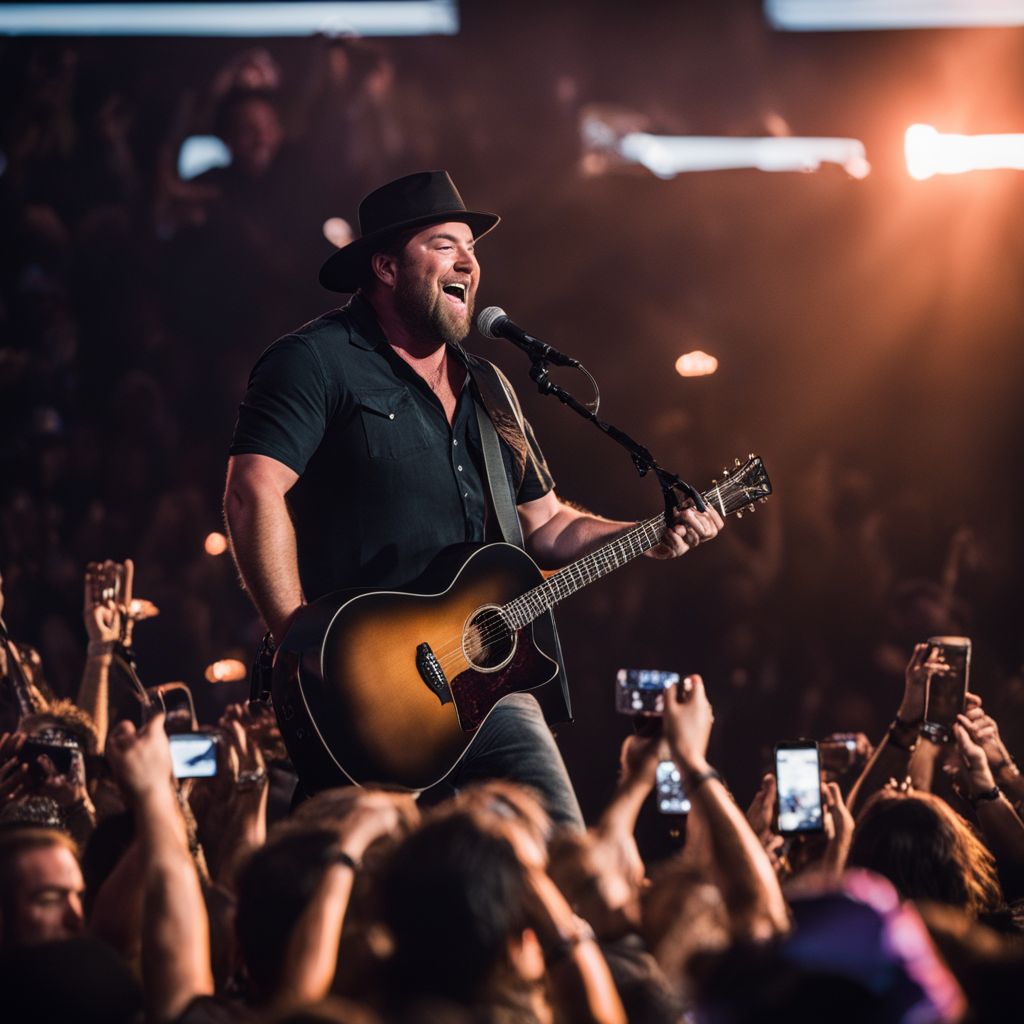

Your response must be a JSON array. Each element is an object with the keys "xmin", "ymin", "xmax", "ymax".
[
  {"xmin": 619, "ymin": 132, "xmax": 870, "ymax": 179},
  {"xmin": 905, "ymin": 124, "xmax": 1024, "ymax": 180},
  {"xmin": 205, "ymin": 658, "xmax": 247, "ymax": 683},
  {"xmin": 178, "ymin": 136, "xmax": 231, "ymax": 181},
  {"xmin": 205, "ymin": 531, "xmax": 228, "ymax": 556},
  {"xmin": 675, "ymin": 351, "xmax": 719, "ymax": 378},
  {"xmin": 582, "ymin": 113, "xmax": 869, "ymax": 179},
  {"xmin": 0, "ymin": 2, "xmax": 459, "ymax": 38},
  {"xmin": 766, "ymin": 0, "xmax": 1024, "ymax": 31},
  {"xmin": 323, "ymin": 217, "xmax": 354, "ymax": 248}
]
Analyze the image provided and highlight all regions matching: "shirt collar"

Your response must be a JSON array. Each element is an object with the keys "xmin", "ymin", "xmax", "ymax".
[{"xmin": 343, "ymin": 292, "xmax": 389, "ymax": 351}]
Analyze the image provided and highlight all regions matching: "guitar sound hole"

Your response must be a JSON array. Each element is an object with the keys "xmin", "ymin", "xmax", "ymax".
[{"xmin": 463, "ymin": 606, "xmax": 515, "ymax": 671}]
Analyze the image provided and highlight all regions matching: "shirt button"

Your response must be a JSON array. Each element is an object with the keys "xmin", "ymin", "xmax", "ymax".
[
  {"xmin": 457, "ymin": 465, "xmax": 463, "ymax": 472},
  {"xmin": 388, "ymin": 413, "xmax": 395, "ymax": 420},
  {"xmin": 453, "ymin": 439, "xmax": 458, "ymax": 446}
]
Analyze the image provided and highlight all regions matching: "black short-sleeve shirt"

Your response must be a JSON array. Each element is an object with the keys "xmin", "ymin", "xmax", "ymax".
[{"xmin": 229, "ymin": 295, "xmax": 554, "ymax": 601}]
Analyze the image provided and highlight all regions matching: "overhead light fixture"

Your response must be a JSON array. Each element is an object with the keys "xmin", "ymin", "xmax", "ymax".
[
  {"xmin": 906, "ymin": 123, "xmax": 1024, "ymax": 179},
  {"xmin": 0, "ymin": 2, "xmax": 459, "ymax": 38},
  {"xmin": 766, "ymin": 0, "xmax": 1024, "ymax": 31},
  {"xmin": 621, "ymin": 131, "xmax": 869, "ymax": 178}
]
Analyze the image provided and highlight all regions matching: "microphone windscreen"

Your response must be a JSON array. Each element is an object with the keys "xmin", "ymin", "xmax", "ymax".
[{"xmin": 476, "ymin": 306, "xmax": 508, "ymax": 339}]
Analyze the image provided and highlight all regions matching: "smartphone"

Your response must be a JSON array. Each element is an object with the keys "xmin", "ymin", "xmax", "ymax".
[
  {"xmin": 615, "ymin": 669, "xmax": 679, "ymax": 716},
  {"xmin": 819, "ymin": 732, "xmax": 868, "ymax": 776},
  {"xmin": 774, "ymin": 742, "xmax": 824, "ymax": 835},
  {"xmin": 921, "ymin": 636, "xmax": 971, "ymax": 743},
  {"xmin": 169, "ymin": 732, "xmax": 218, "ymax": 779},
  {"xmin": 19, "ymin": 740, "xmax": 76, "ymax": 781},
  {"xmin": 655, "ymin": 759, "xmax": 690, "ymax": 815}
]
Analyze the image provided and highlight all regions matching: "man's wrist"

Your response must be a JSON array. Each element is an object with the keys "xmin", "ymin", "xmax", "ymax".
[
  {"xmin": 675, "ymin": 754, "xmax": 712, "ymax": 778},
  {"xmin": 87, "ymin": 639, "xmax": 116, "ymax": 660}
]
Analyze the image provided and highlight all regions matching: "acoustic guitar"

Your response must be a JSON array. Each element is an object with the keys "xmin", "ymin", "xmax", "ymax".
[{"xmin": 272, "ymin": 455, "xmax": 772, "ymax": 792}]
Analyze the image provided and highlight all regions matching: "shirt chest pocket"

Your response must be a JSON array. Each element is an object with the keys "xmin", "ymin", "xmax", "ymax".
[{"xmin": 355, "ymin": 387, "xmax": 432, "ymax": 461}]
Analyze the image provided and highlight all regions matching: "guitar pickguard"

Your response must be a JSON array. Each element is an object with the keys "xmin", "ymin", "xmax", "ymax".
[{"xmin": 449, "ymin": 631, "xmax": 558, "ymax": 732}]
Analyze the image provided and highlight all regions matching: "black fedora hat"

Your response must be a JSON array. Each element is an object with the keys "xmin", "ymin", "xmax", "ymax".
[{"xmin": 319, "ymin": 170, "xmax": 499, "ymax": 292}]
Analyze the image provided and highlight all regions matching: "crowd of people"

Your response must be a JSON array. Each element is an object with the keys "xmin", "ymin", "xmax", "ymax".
[
  {"xmin": 2, "ymin": 556, "xmax": 1023, "ymax": 1022},
  {"xmin": 3, "ymin": 29, "xmax": 1024, "ymax": 1024}
]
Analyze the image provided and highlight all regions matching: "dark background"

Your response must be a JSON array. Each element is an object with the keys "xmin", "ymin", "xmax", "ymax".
[{"xmin": 2, "ymin": 0, "xmax": 1023, "ymax": 822}]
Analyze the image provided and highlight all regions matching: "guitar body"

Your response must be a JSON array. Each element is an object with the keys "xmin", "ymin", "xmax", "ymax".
[{"xmin": 272, "ymin": 543, "xmax": 559, "ymax": 792}]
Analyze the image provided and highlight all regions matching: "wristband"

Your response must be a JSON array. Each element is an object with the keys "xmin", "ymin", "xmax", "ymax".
[
  {"xmin": 968, "ymin": 785, "xmax": 1001, "ymax": 806},
  {"xmin": 543, "ymin": 920, "xmax": 596, "ymax": 966},
  {"xmin": 887, "ymin": 720, "xmax": 919, "ymax": 753},
  {"xmin": 325, "ymin": 848, "xmax": 361, "ymax": 873},
  {"xmin": 685, "ymin": 767, "xmax": 724, "ymax": 789},
  {"xmin": 87, "ymin": 640, "xmax": 116, "ymax": 658}
]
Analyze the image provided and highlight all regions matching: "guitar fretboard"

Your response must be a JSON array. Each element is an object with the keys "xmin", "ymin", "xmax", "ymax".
[{"xmin": 503, "ymin": 513, "xmax": 666, "ymax": 629}]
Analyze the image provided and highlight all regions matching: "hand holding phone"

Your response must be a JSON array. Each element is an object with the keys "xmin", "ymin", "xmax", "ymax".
[
  {"xmin": 775, "ymin": 742, "xmax": 824, "ymax": 835},
  {"xmin": 921, "ymin": 637, "xmax": 970, "ymax": 744}
]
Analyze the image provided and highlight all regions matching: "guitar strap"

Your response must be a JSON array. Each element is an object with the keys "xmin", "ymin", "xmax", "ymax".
[
  {"xmin": 473, "ymin": 379, "xmax": 525, "ymax": 549},
  {"xmin": 466, "ymin": 358, "xmax": 573, "ymax": 724}
]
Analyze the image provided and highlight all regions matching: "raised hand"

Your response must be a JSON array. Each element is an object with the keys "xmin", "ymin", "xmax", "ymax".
[
  {"xmin": 662, "ymin": 674, "xmax": 714, "ymax": 775},
  {"xmin": 0, "ymin": 731, "xmax": 28, "ymax": 804},
  {"xmin": 962, "ymin": 693, "xmax": 1016, "ymax": 779},
  {"xmin": 898, "ymin": 642, "xmax": 950, "ymax": 722},
  {"xmin": 83, "ymin": 559, "xmax": 134, "ymax": 647},
  {"xmin": 106, "ymin": 713, "xmax": 174, "ymax": 802},
  {"xmin": 953, "ymin": 715, "xmax": 997, "ymax": 797}
]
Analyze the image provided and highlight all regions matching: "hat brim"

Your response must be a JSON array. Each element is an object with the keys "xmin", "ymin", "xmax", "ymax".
[{"xmin": 319, "ymin": 210, "xmax": 500, "ymax": 293}]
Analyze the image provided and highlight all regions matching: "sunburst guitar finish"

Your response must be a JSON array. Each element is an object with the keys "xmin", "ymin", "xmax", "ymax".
[{"xmin": 272, "ymin": 543, "xmax": 558, "ymax": 792}]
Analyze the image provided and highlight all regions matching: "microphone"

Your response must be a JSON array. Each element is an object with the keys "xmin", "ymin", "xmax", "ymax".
[{"xmin": 476, "ymin": 307, "xmax": 581, "ymax": 368}]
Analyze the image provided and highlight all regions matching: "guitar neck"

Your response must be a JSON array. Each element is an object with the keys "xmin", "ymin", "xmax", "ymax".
[{"xmin": 503, "ymin": 509, "xmax": 684, "ymax": 630}]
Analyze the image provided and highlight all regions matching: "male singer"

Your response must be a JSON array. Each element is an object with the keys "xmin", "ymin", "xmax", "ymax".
[{"xmin": 224, "ymin": 170, "xmax": 723, "ymax": 825}]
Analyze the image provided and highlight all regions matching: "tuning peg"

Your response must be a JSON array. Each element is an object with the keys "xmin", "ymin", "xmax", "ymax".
[
  {"xmin": 722, "ymin": 467, "xmax": 729, "ymax": 476},
  {"xmin": 759, "ymin": 497, "xmax": 768, "ymax": 504},
  {"xmin": 735, "ymin": 511, "xmax": 743, "ymax": 519},
  {"xmin": 734, "ymin": 457, "xmax": 741, "ymax": 467},
  {"xmin": 711, "ymin": 478, "xmax": 718, "ymax": 486},
  {"xmin": 747, "ymin": 452, "xmax": 756, "ymax": 460},
  {"xmin": 747, "ymin": 503, "xmax": 756, "ymax": 513}
]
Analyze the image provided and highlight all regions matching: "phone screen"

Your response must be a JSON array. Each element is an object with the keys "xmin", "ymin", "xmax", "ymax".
[
  {"xmin": 923, "ymin": 637, "xmax": 970, "ymax": 741},
  {"xmin": 655, "ymin": 759, "xmax": 690, "ymax": 815},
  {"xmin": 169, "ymin": 733, "xmax": 218, "ymax": 779},
  {"xmin": 775, "ymin": 744, "xmax": 823, "ymax": 834},
  {"xmin": 615, "ymin": 669, "xmax": 679, "ymax": 716}
]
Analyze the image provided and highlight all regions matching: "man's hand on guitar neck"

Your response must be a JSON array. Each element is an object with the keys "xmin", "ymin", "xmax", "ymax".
[
  {"xmin": 518, "ymin": 490, "xmax": 724, "ymax": 568},
  {"xmin": 647, "ymin": 498, "xmax": 724, "ymax": 560}
]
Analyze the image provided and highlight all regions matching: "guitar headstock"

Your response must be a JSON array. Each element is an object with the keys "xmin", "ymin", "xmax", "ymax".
[{"xmin": 707, "ymin": 454, "xmax": 772, "ymax": 519}]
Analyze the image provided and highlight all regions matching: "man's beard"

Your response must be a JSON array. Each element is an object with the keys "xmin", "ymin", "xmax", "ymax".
[{"xmin": 393, "ymin": 271, "xmax": 473, "ymax": 348}]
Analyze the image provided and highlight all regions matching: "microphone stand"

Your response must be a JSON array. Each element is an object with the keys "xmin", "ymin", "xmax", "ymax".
[{"xmin": 524, "ymin": 356, "xmax": 707, "ymax": 520}]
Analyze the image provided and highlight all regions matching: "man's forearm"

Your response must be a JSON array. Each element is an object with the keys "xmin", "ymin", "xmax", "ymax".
[
  {"xmin": 523, "ymin": 505, "xmax": 630, "ymax": 569},
  {"xmin": 224, "ymin": 484, "xmax": 304, "ymax": 641},
  {"xmin": 681, "ymin": 763, "xmax": 788, "ymax": 937},
  {"xmin": 77, "ymin": 651, "xmax": 112, "ymax": 747},
  {"xmin": 137, "ymin": 784, "xmax": 214, "ymax": 1023}
]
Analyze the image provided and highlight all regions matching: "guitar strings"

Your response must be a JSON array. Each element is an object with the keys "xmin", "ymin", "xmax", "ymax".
[
  {"xmin": 428, "ymin": 489, "xmax": 748, "ymax": 669},
  {"xmin": 427, "ymin": 518, "xmax": 661, "ymax": 664},
  {"xmin": 428, "ymin": 477, "xmax": 761, "ymax": 671}
]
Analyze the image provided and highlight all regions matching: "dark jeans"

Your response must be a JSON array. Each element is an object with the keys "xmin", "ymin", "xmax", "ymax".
[{"xmin": 430, "ymin": 692, "xmax": 584, "ymax": 829}]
